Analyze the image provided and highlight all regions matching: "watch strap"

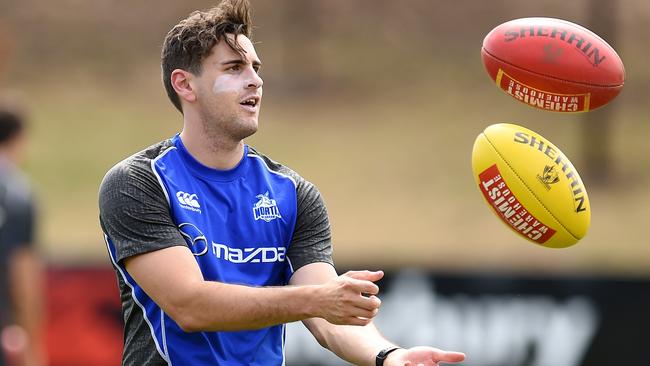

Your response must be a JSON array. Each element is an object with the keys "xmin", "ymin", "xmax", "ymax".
[{"xmin": 375, "ymin": 346, "xmax": 401, "ymax": 366}]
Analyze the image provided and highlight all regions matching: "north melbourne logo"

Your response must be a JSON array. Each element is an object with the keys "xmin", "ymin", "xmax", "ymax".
[
  {"xmin": 253, "ymin": 191, "xmax": 281, "ymax": 222},
  {"xmin": 177, "ymin": 191, "xmax": 201, "ymax": 213}
]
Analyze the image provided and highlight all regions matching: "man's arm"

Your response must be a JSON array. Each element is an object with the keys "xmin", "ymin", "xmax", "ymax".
[
  {"xmin": 124, "ymin": 245, "xmax": 382, "ymax": 332},
  {"xmin": 290, "ymin": 263, "xmax": 395, "ymax": 366},
  {"xmin": 8, "ymin": 247, "xmax": 45, "ymax": 366},
  {"xmin": 290, "ymin": 263, "xmax": 466, "ymax": 366},
  {"xmin": 3, "ymin": 181, "xmax": 44, "ymax": 366}
]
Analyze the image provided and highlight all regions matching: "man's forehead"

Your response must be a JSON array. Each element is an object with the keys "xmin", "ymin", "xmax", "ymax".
[{"xmin": 214, "ymin": 34, "xmax": 259, "ymax": 63}]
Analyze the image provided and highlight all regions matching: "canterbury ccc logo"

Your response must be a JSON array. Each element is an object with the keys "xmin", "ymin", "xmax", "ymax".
[{"xmin": 176, "ymin": 191, "xmax": 200, "ymax": 208}]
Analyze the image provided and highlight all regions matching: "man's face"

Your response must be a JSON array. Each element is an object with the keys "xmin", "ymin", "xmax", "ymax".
[{"xmin": 192, "ymin": 34, "xmax": 263, "ymax": 141}]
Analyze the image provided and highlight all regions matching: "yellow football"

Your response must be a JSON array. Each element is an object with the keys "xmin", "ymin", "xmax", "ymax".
[{"xmin": 472, "ymin": 123, "xmax": 590, "ymax": 248}]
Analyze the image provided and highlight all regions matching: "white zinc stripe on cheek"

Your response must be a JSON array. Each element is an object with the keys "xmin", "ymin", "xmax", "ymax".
[
  {"xmin": 151, "ymin": 146, "xmax": 177, "ymax": 206},
  {"xmin": 103, "ymin": 234, "xmax": 171, "ymax": 365},
  {"xmin": 212, "ymin": 74, "xmax": 241, "ymax": 94}
]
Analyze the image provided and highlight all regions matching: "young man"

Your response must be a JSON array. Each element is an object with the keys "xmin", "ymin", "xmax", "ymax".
[
  {"xmin": 99, "ymin": 1, "xmax": 466, "ymax": 365},
  {"xmin": 0, "ymin": 100, "xmax": 44, "ymax": 366}
]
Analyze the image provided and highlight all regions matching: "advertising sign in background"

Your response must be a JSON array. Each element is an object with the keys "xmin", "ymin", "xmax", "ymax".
[{"xmin": 46, "ymin": 267, "xmax": 649, "ymax": 366}]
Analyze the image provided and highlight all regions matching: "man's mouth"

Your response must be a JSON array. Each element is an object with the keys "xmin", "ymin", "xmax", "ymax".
[{"xmin": 240, "ymin": 96, "xmax": 260, "ymax": 111}]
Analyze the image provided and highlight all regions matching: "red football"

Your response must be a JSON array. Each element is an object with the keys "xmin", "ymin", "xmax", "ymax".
[{"xmin": 481, "ymin": 17, "xmax": 625, "ymax": 112}]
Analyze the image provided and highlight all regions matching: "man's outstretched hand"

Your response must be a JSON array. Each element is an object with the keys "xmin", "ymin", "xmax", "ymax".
[{"xmin": 385, "ymin": 346, "xmax": 466, "ymax": 366}]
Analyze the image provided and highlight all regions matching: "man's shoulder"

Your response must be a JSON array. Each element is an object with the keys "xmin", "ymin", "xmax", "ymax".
[
  {"xmin": 104, "ymin": 139, "xmax": 174, "ymax": 179},
  {"xmin": 246, "ymin": 147, "xmax": 325, "ymax": 206},
  {"xmin": 247, "ymin": 146, "xmax": 303, "ymax": 187},
  {"xmin": 99, "ymin": 139, "xmax": 174, "ymax": 197},
  {"xmin": 0, "ymin": 165, "xmax": 33, "ymax": 204}
]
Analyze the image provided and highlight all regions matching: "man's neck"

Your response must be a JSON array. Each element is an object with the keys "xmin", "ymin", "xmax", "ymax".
[
  {"xmin": 0, "ymin": 143, "xmax": 20, "ymax": 167},
  {"xmin": 179, "ymin": 126, "xmax": 244, "ymax": 171}
]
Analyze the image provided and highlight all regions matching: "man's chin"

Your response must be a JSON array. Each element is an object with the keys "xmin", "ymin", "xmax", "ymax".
[{"xmin": 234, "ymin": 123, "xmax": 258, "ymax": 141}]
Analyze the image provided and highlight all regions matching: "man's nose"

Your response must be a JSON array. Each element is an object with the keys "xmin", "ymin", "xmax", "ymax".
[{"xmin": 246, "ymin": 69, "xmax": 263, "ymax": 89}]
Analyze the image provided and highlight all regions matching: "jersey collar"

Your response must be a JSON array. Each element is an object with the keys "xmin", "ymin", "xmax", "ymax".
[{"xmin": 172, "ymin": 134, "xmax": 249, "ymax": 182}]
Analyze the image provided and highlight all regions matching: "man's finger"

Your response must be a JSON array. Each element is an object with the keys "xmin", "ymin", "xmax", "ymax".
[
  {"xmin": 341, "ymin": 316, "xmax": 372, "ymax": 326},
  {"xmin": 350, "ymin": 294, "xmax": 381, "ymax": 311},
  {"xmin": 435, "ymin": 351, "xmax": 466, "ymax": 363},
  {"xmin": 344, "ymin": 270, "xmax": 384, "ymax": 282},
  {"xmin": 349, "ymin": 306, "xmax": 379, "ymax": 319},
  {"xmin": 346, "ymin": 278, "xmax": 379, "ymax": 295}
]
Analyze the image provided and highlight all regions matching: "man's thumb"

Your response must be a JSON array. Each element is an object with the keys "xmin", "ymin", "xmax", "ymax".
[{"xmin": 344, "ymin": 270, "xmax": 384, "ymax": 282}]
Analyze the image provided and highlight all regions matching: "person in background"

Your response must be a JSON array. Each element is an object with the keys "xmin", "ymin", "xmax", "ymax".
[{"xmin": 0, "ymin": 98, "xmax": 45, "ymax": 366}]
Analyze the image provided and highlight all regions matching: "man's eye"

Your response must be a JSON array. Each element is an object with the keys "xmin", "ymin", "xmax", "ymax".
[{"xmin": 229, "ymin": 65, "xmax": 241, "ymax": 71}]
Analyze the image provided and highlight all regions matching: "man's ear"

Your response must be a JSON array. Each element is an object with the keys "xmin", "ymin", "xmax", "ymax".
[{"xmin": 171, "ymin": 69, "xmax": 197, "ymax": 104}]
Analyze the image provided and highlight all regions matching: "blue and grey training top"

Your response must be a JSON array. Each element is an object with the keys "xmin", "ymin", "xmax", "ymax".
[{"xmin": 99, "ymin": 135, "xmax": 333, "ymax": 366}]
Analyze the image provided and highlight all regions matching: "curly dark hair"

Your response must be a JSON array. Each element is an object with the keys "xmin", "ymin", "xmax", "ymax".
[{"xmin": 161, "ymin": 0, "xmax": 253, "ymax": 113}]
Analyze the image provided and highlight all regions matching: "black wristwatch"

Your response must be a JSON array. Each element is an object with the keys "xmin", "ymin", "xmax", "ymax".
[{"xmin": 376, "ymin": 346, "xmax": 401, "ymax": 366}]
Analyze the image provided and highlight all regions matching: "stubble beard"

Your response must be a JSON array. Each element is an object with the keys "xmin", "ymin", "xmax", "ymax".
[{"xmin": 201, "ymin": 110, "xmax": 258, "ymax": 150}]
